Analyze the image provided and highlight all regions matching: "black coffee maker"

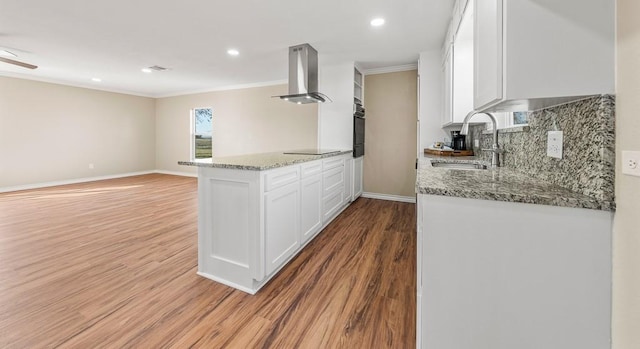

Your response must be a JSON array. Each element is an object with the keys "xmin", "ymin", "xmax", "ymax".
[{"xmin": 451, "ymin": 131, "xmax": 466, "ymax": 150}]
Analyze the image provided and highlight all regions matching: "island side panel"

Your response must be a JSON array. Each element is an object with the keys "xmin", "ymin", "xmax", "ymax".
[{"xmin": 197, "ymin": 167, "xmax": 261, "ymax": 294}]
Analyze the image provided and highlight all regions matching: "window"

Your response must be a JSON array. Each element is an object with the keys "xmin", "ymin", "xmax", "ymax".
[
  {"xmin": 493, "ymin": 111, "xmax": 529, "ymax": 130},
  {"xmin": 512, "ymin": 111, "xmax": 529, "ymax": 126},
  {"xmin": 191, "ymin": 107, "xmax": 212, "ymax": 160}
]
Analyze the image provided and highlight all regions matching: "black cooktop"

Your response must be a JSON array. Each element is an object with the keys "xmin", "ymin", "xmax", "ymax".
[{"xmin": 283, "ymin": 149, "xmax": 341, "ymax": 155}]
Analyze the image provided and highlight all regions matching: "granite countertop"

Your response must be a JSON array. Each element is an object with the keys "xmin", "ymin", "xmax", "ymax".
[
  {"xmin": 417, "ymin": 154, "xmax": 615, "ymax": 211},
  {"xmin": 179, "ymin": 150, "xmax": 352, "ymax": 171}
]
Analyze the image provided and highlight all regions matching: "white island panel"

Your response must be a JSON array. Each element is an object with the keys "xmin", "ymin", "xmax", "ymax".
[{"xmin": 197, "ymin": 167, "xmax": 262, "ymax": 293}]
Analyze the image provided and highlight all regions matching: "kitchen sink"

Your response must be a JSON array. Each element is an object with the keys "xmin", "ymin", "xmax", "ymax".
[{"xmin": 430, "ymin": 161, "xmax": 488, "ymax": 170}]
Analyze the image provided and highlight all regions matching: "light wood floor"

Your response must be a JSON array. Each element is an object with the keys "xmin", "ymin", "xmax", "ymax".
[{"xmin": 0, "ymin": 174, "xmax": 416, "ymax": 348}]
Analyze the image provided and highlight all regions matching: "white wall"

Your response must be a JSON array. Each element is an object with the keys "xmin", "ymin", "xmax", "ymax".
[
  {"xmin": 0, "ymin": 76, "xmax": 156, "ymax": 190},
  {"xmin": 419, "ymin": 50, "xmax": 450, "ymax": 152},
  {"xmin": 155, "ymin": 84, "xmax": 318, "ymax": 174},
  {"xmin": 613, "ymin": 0, "xmax": 640, "ymax": 347},
  {"xmin": 363, "ymin": 70, "xmax": 418, "ymax": 197},
  {"xmin": 318, "ymin": 62, "xmax": 354, "ymax": 150}
]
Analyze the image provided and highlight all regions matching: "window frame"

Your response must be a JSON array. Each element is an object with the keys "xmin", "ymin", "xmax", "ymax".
[
  {"xmin": 505, "ymin": 111, "xmax": 529, "ymax": 128},
  {"xmin": 190, "ymin": 107, "xmax": 213, "ymax": 161}
]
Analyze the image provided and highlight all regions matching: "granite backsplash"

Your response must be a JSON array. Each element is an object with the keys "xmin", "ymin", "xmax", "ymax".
[{"xmin": 469, "ymin": 95, "xmax": 615, "ymax": 204}]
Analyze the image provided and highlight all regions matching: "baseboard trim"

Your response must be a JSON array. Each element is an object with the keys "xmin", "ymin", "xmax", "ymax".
[
  {"xmin": 361, "ymin": 192, "xmax": 416, "ymax": 203},
  {"xmin": 0, "ymin": 171, "xmax": 156, "ymax": 193},
  {"xmin": 154, "ymin": 170, "xmax": 197, "ymax": 178},
  {"xmin": 196, "ymin": 272, "xmax": 257, "ymax": 295}
]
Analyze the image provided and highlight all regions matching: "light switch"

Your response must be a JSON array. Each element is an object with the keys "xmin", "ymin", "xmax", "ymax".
[{"xmin": 547, "ymin": 131, "xmax": 563, "ymax": 159}]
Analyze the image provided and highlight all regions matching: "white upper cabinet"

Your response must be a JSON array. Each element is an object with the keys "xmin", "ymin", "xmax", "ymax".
[
  {"xmin": 443, "ymin": 0, "xmax": 488, "ymax": 126},
  {"xmin": 474, "ymin": 0, "xmax": 615, "ymax": 112},
  {"xmin": 318, "ymin": 62, "xmax": 356, "ymax": 150},
  {"xmin": 441, "ymin": 45, "xmax": 454, "ymax": 126},
  {"xmin": 354, "ymin": 67, "xmax": 363, "ymax": 104},
  {"xmin": 451, "ymin": 0, "xmax": 475, "ymax": 125},
  {"xmin": 474, "ymin": 0, "xmax": 503, "ymax": 112}
]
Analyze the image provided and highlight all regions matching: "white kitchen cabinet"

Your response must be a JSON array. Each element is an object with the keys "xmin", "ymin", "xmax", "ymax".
[
  {"xmin": 417, "ymin": 194, "xmax": 612, "ymax": 349},
  {"xmin": 354, "ymin": 67, "xmax": 363, "ymax": 103},
  {"xmin": 441, "ymin": 45, "xmax": 453, "ymax": 127},
  {"xmin": 321, "ymin": 157, "xmax": 345, "ymax": 223},
  {"xmin": 318, "ymin": 62, "xmax": 356, "ymax": 150},
  {"xmin": 443, "ymin": 0, "xmax": 488, "ymax": 126},
  {"xmin": 264, "ymin": 181, "xmax": 300, "ymax": 276},
  {"xmin": 353, "ymin": 156, "xmax": 363, "ymax": 199},
  {"xmin": 451, "ymin": 0, "xmax": 475, "ymax": 124},
  {"xmin": 322, "ymin": 166, "xmax": 344, "ymax": 196},
  {"xmin": 474, "ymin": 0, "xmax": 502, "ymax": 111},
  {"xmin": 343, "ymin": 157, "xmax": 353, "ymax": 204},
  {"xmin": 300, "ymin": 160, "xmax": 323, "ymax": 244},
  {"xmin": 474, "ymin": 0, "xmax": 614, "ymax": 112},
  {"xmin": 196, "ymin": 154, "xmax": 354, "ymax": 294},
  {"xmin": 300, "ymin": 173, "xmax": 323, "ymax": 245}
]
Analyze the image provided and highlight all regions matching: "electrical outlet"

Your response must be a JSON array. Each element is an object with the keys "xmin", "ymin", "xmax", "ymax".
[
  {"xmin": 89, "ymin": 163, "xmax": 94, "ymax": 169},
  {"xmin": 622, "ymin": 151, "xmax": 640, "ymax": 177},
  {"xmin": 547, "ymin": 131, "xmax": 563, "ymax": 159},
  {"xmin": 474, "ymin": 139, "xmax": 479, "ymax": 147}
]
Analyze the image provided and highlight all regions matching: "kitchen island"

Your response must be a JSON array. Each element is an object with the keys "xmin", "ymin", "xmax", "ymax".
[
  {"xmin": 179, "ymin": 150, "xmax": 354, "ymax": 294},
  {"xmin": 415, "ymin": 154, "xmax": 614, "ymax": 349}
]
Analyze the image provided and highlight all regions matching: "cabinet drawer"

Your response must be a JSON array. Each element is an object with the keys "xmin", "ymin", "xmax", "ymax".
[
  {"xmin": 323, "ymin": 166, "xmax": 344, "ymax": 195},
  {"xmin": 323, "ymin": 157, "xmax": 344, "ymax": 171},
  {"xmin": 301, "ymin": 160, "xmax": 322, "ymax": 178},
  {"xmin": 322, "ymin": 188, "xmax": 343, "ymax": 222},
  {"xmin": 264, "ymin": 166, "xmax": 300, "ymax": 192}
]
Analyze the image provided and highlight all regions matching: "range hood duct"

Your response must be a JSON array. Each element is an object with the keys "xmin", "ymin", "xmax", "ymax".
[{"xmin": 275, "ymin": 43, "xmax": 330, "ymax": 104}]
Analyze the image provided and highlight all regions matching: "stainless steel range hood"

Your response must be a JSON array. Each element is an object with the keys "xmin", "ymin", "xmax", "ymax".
[{"xmin": 275, "ymin": 43, "xmax": 330, "ymax": 104}]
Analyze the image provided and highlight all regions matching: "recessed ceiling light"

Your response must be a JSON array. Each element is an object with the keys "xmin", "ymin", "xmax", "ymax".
[
  {"xmin": 227, "ymin": 49, "xmax": 240, "ymax": 56},
  {"xmin": 141, "ymin": 68, "xmax": 152, "ymax": 73},
  {"xmin": 0, "ymin": 50, "xmax": 17, "ymax": 57},
  {"xmin": 370, "ymin": 18, "xmax": 385, "ymax": 27},
  {"xmin": 91, "ymin": 78, "xmax": 102, "ymax": 82}
]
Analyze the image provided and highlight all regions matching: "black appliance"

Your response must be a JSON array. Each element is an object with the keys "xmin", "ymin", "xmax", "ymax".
[
  {"xmin": 353, "ymin": 99, "xmax": 365, "ymax": 157},
  {"xmin": 283, "ymin": 149, "xmax": 340, "ymax": 155},
  {"xmin": 452, "ymin": 131, "xmax": 466, "ymax": 151}
]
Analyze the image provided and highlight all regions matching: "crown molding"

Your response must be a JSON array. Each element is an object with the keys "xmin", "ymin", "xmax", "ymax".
[
  {"xmin": 0, "ymin": 71, "xmax": 155, "ymax": 98},
  {"xmin": 155, "ymin": 79, "xmax": 288, "ymax": 98},
  {"xmin": 362, "ymin": 63, "xmax": 418, "ymax": 76}
]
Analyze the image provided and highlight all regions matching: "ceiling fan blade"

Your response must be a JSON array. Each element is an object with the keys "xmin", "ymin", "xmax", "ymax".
[{"xmin": 0, "ymin": 56, "xmax": 38, "ymax": 69}]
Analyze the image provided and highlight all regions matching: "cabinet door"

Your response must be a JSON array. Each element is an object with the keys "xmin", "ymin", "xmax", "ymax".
[
  {"xmin": 264, "ymin": 181, "xmax": 300, "ymax": 275},
  {"xmin": 442, "ymin": 46, "xmax": 453, "ymax": 126},
  {"xmin": 343, "ymin": 158, "xmax": 353, "ymax": 204},
  {"xmin": 474, "ymin": 0, "xmax": 503, "ymax": 110},
  {"xmin": 353, "ymin": 157, "xmax": 363, "ymax": 198},
  {"xmin": 300, "ymin": 173, "xmax": 323, "ymax": 244},
  {"xmin": 452, "ymin": 0, "xmax": 475, "ymax": 123}
]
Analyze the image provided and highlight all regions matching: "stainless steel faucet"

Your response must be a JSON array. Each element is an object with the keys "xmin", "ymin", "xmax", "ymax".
[{"xmin": 460, "ymin": 111, "xmax": 502, "ymax": 167}]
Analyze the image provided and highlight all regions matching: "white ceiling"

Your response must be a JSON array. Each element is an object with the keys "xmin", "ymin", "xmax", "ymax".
[{"xmin": 0, "ymin": 0, "xmax": 454, "ymax": 97}]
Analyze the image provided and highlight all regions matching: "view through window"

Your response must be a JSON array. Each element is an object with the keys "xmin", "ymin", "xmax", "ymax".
[{"xmin": 192, "ymin": 108, "xmax": 212, "ymax": 159}]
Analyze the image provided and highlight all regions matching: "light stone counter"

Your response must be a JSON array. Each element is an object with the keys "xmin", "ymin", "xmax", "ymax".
[
  {"xmin": 417, "ymin": 154, "xmax": 615, "ymax": 211},
  {"xmin": 179, "ymin": 150, "xmax": 352, "ymax": 171}
]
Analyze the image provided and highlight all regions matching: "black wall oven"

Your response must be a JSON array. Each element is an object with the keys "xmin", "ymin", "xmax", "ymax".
[
  {"xmin": 353, "ymin": 99, "xmax": 365, "ymax": 157},
  {"xmin": 353, "ymin": 115, "xmax": 365, "ymax": 157}
]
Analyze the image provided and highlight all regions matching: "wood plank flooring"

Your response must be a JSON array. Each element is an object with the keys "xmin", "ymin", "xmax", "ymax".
[{"xmin": 0, "ymin": 174, "xmax": 416, "ymax": 348}]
